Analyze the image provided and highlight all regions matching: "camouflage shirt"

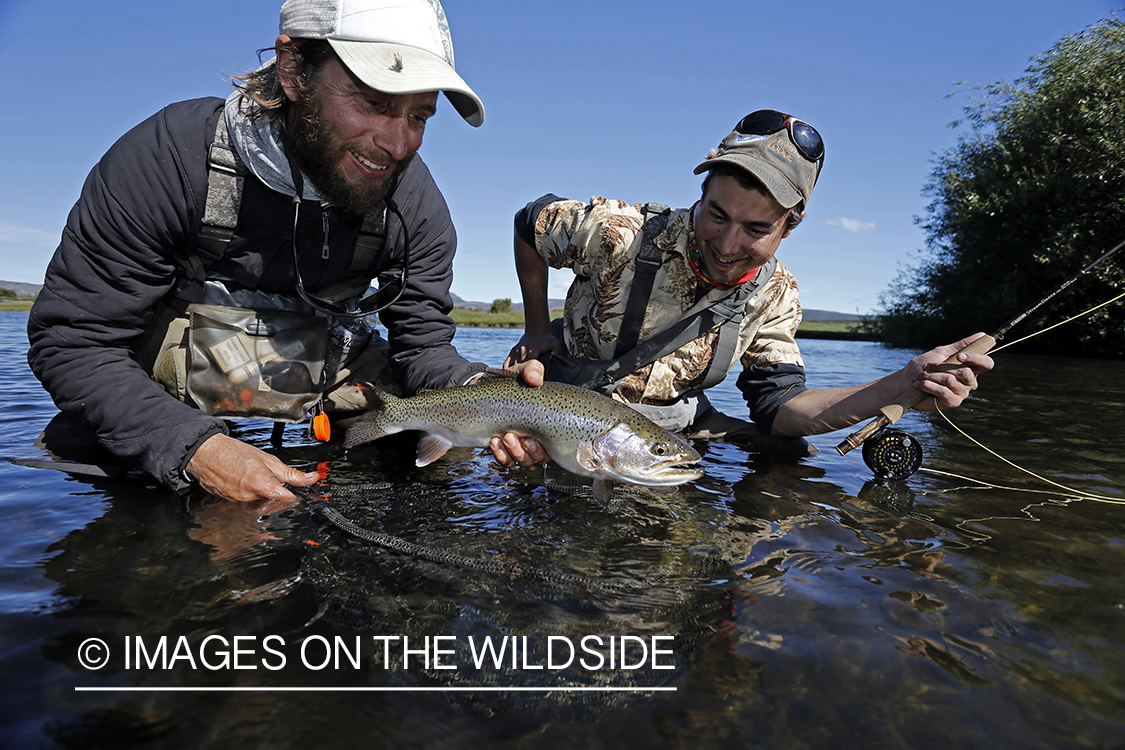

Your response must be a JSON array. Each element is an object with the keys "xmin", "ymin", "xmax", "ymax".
[{"xmin": 530, "ymin": 196, "xmax": 806, "ymax": 415}]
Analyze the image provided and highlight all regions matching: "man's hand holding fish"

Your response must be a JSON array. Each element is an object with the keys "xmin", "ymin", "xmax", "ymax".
[{"xmin": 481, "ymin": 360, "xmax": 550, "ymax": 469}]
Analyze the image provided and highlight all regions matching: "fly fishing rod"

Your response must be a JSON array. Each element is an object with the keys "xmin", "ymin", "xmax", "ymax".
[{"xmin": 837, "ymin": 236, "xmax": 1125, "ymax": 480}]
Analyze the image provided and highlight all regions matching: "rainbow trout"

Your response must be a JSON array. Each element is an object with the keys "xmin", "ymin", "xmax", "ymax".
[{"xmin": 344, "ymin": 375, "xmax": 703, "ymax": 500}]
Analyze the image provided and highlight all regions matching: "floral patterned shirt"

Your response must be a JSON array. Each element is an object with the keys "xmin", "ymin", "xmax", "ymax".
[{"xmin": 530, "ymin": 196, "xmax": 806, "ymax": 420}]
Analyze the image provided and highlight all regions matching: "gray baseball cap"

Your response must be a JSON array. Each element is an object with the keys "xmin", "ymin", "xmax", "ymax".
[{"xmin": 693, "ymin": 111, "xmax": 824, "ymax": 209}]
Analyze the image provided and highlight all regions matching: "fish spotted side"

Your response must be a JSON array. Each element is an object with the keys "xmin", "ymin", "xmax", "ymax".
[{"xmin": 344, "ymin": 374, "xmax": 702, "ymax": 500}]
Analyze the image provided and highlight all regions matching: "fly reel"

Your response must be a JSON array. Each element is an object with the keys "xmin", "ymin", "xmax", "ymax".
[{"xmin": 862, "ymin": 427, "xmax": 923, "ymax": 481}]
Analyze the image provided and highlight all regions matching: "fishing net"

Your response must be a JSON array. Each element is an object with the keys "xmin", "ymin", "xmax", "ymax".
[{"xmin": 294, "ymin": 473, "xmax": 739, "ymax": 720}]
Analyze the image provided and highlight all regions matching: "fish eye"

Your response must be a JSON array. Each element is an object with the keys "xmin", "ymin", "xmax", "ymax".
[{"xmin": 652, "ymin": 442, "xmax": 669, "ymax": 456}]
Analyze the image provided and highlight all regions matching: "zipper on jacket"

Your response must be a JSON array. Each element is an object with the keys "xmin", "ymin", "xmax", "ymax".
[{"xmin": 321, "ymin": 207, "xmax": 331, "ymax": 261}]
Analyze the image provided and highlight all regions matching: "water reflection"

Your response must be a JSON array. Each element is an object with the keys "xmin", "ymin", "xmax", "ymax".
[{"xmin": 3, "ymin": 317, "xmax": 1125, "ymax": 748}]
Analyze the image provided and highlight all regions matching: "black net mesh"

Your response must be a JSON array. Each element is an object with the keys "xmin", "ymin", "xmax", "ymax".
[{"xmin": 292, "ymin": 475, "xmax": 738, "ymax": 718}]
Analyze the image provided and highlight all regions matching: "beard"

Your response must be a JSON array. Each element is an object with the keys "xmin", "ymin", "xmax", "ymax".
[{"xmin": 284, "ymin": 87, "xmax": 407, "ymax": 216}]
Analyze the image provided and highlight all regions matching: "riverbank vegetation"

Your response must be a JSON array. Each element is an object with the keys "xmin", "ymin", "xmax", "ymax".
[
  {"xmin": 870, "ymin": 15, "xmax": 1125, "ymax": 357},
  {"xmin": 0, "ymin": 288, "xmax": 35, "ymax": 312},
  {"xmin": 448, "ymin": 307, "xmax": 877, "ymax": 340},
  {"xmin": 449, "ymin": 307, "xmax": 538, "ymax": 328},
  {"xmin": 0, "ymin": 294, "xmax": 874, "ymax": 341}
]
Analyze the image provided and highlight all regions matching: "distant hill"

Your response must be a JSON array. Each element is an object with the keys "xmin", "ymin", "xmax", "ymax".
[
  {"xmin": 803, "ymin": 308, "xmax": 862, "ymax": 321},
  {"xmin": 452, "ymin": 293, "xmax": 862, "ymax": 320},
  {"xmin": 451, "ymin": 293, "xmax": 567, "ymax": 312},
  {"xmin": 450, "ymin": 293, "xmax": 494, "ymax": 311},
  {"xmin": 0, "ymin": 281, "xmax": 41, "ymax": 298}
]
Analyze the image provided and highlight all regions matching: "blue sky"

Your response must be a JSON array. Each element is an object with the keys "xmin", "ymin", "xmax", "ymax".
[{"xmin": 0, "ymin": 0, "xmax": 1117, "ymax": 314}]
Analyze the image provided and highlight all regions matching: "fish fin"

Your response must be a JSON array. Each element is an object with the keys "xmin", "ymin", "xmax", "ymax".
[
  {"xmin": 343, "ymin": 415, "xmax": 394, "ymax": 449},
  {"xmin": 342, "ymin": 390, "xmax": 401, "ymax": 449},
  {"xmin": 592, "ymin": 479, "xmax": 614, "ymax": 503},
  {"xmin": 415, "ymin": 433, "xmax": 454, "ymax": 467}
]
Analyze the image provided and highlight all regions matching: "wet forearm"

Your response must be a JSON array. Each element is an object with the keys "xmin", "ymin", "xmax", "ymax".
[{"xmin": 771, "ymin": 370, "xmax": 915, "ymax": 437}]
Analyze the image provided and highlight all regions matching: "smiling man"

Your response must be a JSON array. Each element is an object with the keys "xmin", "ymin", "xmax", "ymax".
[
  {"xmin": 502, "ymin": 111, "xmax": 993, "ymax": 457},
  {"xmin": 28, "ymin": 0, "xmax": 543, "ymax": 504}
]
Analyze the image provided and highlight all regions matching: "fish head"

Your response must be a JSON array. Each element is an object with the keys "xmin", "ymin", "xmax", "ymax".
[{"xmin": 578, "ymin": 423, "xmax": 703, "ymax": 487}]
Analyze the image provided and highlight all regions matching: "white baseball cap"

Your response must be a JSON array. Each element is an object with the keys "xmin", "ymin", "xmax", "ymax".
[{"xmin": 280, "ymin": 0, "xmax": 484, "ymax": 126}]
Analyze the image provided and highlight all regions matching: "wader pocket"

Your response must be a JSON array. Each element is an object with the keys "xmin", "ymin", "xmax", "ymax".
[{"xmin": 186, "ymin": 304, "xmax": 328, "ymax": 422}]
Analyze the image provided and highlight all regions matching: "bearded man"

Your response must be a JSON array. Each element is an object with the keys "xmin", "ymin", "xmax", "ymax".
[{"xmin": 28, "ymin": 0, "xmax": 544, "ymax": 504}]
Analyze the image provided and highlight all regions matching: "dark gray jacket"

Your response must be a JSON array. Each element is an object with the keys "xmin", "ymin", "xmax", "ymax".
[{"xmin": 28, "ymin": 97, "xmax": 483, "ymax": 492}]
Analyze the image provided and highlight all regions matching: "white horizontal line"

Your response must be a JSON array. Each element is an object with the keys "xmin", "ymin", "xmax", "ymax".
[{"xmin": 75, "ymin": 686, "xmax": 676, "ymax": 693}]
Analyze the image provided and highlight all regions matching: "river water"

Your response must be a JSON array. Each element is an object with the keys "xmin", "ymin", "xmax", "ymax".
[{"xmin": 2, "ymin": 312, "xmax": 1123, "ymax": 749}]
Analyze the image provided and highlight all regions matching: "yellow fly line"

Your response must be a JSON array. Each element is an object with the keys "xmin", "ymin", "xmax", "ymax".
[
  {"xmin": 923, "ymin": 290, "xmax": 1125, "ymax": 510},
  {"xmin": 923, "ymin": 406, "xmax": 1124, "ymax": 506},
  {"xmin": 990, "ymin": 290, "xmax": 1125, "ymax": 355}
]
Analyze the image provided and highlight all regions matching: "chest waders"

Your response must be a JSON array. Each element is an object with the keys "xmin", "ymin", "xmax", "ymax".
[{"xmin": 139, "ymin": 116, "xmax": 396, "ymax": 434}]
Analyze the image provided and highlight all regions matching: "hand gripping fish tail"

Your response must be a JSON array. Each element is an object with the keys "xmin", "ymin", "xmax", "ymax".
[{"xmin": 342, "ymin": 374, "xmax": 703, "ymax": 495}]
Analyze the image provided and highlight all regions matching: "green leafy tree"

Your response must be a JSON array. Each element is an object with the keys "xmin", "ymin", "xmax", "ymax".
[
  {"xmin": 874, "ymin": 15, "xmax": 1125, "ymax": 356},
  {"xmin": 490, "ymin": 298, "xmax": 512, "ymax": 314}
]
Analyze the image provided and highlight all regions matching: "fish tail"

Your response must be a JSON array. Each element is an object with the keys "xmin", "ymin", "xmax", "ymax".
[
  {"xmin": 366, "ymin": 388, "xmax": 396, "ymax": 411},
  {"xmin": 342, "ymin": 389, "xmax": 403, "ymax": 449}
]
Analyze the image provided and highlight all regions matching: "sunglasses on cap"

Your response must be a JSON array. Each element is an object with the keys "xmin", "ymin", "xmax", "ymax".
[{"xmin": 736, "ymin": 110, "xmax": 824, "ymax": 165}]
